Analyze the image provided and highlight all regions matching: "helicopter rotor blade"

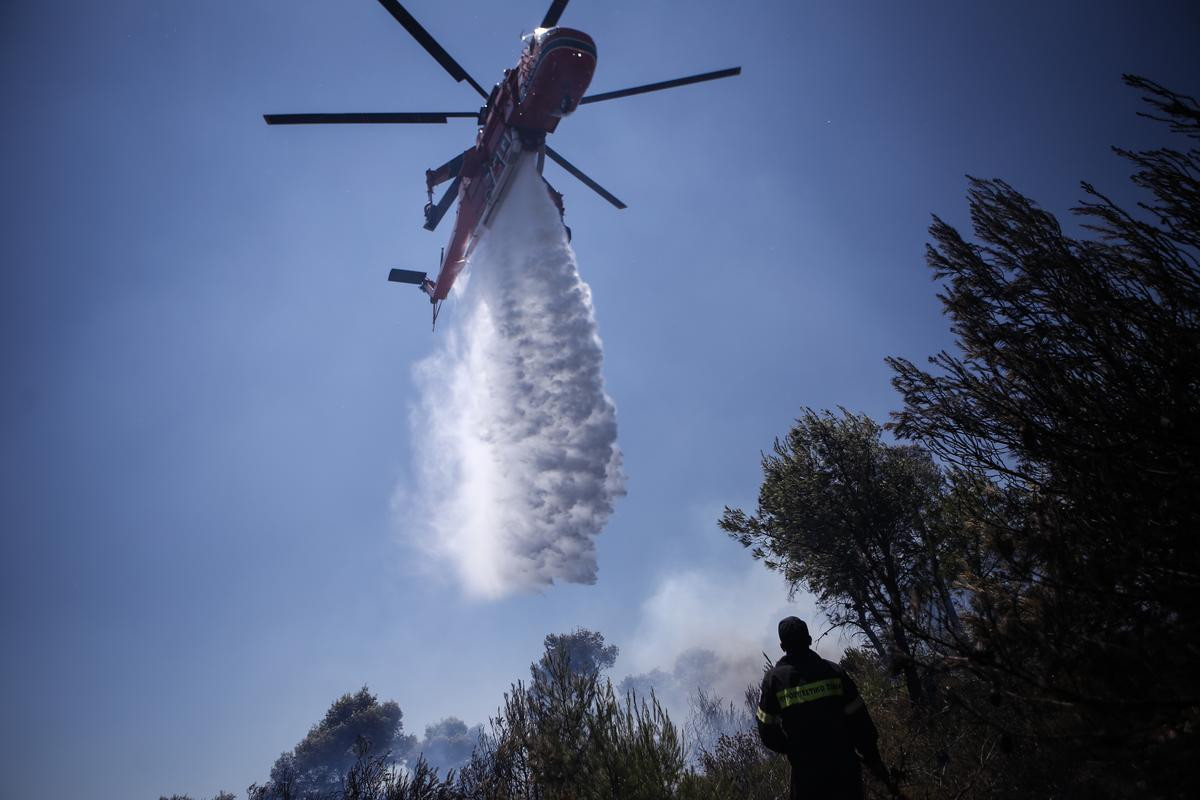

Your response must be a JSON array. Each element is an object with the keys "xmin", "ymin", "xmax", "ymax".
[
  {"xmin": 263, "ymin": 112, "xmax": 477, "ymax": 125},
  {"xmin": 540, "ymin": 0, "xmax": 570, "ymax": 28},
  {"xmin": 375, "ymin": 0, "xmax": 488, "ymax": 98},
  {"xmin": 580, "ymin": 67, "xmax": 741, "ymax": 105},
  {"xmin": 544, "ymin": 146, "xmax": 626, "ymax": 209}
]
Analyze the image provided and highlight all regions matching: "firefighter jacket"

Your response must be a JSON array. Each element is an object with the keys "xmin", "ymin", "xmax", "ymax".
[{"xmin": 756, "ymin": 648, "xmax": 885, "ymax": 798}]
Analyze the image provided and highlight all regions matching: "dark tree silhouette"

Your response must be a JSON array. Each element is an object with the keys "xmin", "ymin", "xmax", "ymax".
[
  {"xmin": 534, "ymin": 627, "xmax": 619, "ymax": 681},
  {"xmin": 250, "ymin": 687, "xmax": 416, "ymax": 800},
  {"xmin": 886, "ymin": 76, "xmax": 1200, "ymax": 794}
]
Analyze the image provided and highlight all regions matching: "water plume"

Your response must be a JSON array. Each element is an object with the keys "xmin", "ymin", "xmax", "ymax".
[{"xmin": 404, "ymin": 155, "xmax": 624, "ymax": 598}]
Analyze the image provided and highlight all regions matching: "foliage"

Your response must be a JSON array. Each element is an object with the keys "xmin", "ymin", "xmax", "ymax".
[
  {"xmin": 340, "ymin": 750, "xmax": 459, "ymax": 800},
  {"xmin": 677, "ymin": 731, "xmax": 788, "ymax": 800},
  {"xmin": 676, "ymin": 685, "xmax": 789, "ymax": 800},
  {"xmin": 249, "ymin": 687, "xmax": 416, "ymax": 800},
  {"xmin": 533, "ymin": 628, "xmax": 619, "ymax": 682},
  {"xmin": 720, "ymin": 409, "xmax": 964, "ymax": 704},
  {"xmin": 683, "ymin": 688, "xmax": 752, "ymax": 765},
  {"xmin": 471, "ymin": 629, "xmax": 686, "ymax": 800},
  {"xmin": 885, "ymin": 75, "xmax": 1200, "ymax": 796},
  {"xmin": 722, "ymin": 77, "xmax": 1200, "ymax": 798}
]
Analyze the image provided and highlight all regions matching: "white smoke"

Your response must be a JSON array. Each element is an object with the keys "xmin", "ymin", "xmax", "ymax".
[
  {"xmin": 403, "ymin": 154, "xmax": 624, "ymax": 599},
  {"xmin": 617, "ymin": 564, "xmax": 849, "ymax": 730}
]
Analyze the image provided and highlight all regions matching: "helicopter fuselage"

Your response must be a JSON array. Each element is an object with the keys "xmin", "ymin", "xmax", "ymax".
[{"xmin": 427, "ymin": 27, "xmax": 596, "ymax": 301}]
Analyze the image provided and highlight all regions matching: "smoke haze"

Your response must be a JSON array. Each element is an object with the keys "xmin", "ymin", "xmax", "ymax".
[
  {"xmin": 404, "ymin": 155, "xmax": 624, "ymax": 598},
  {"xmin": 618, "ymin": 564, "xmax": 847, "ymax": 728}
]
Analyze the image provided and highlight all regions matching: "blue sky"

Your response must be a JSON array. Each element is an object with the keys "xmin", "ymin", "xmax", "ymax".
[{"xmin": 2, "ymin": 1, "xmax": 1197, "ymax": 797}]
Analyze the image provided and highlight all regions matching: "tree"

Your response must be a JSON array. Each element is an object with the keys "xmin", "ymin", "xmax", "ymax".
[
  {"xmin": 588, "ymin": 684, "xmax": 685, "ymax": 800},
  {"xmin": 720, "ymin": 409, "xmax": 963, "ymax": 705},
  {"xmin": 340, "ymin": 749, "xmax": 459, "ymax": 800},
  {"xmin": 534, "ymin": 628, "xmax": 619, "ymax": 681},
  {"xmin": 885, "ymin": 76, "xmax": 1200, "ymax": 794},
  {"xmin": 515, "ymin": 634, "xmax": 609, "ymax": 796},
  {"xmin": 252, "ymin": 687, "xmax": 416, "ymax": 800},
  {"xmin": 411, "ymin": 717, "xmax": 484, "ymax": 774},
  {"xmin": 462, "ymin": 629, "xmax": 685, "ymax": 800}
]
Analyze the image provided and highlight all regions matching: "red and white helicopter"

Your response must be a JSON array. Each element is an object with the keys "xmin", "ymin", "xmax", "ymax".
[{"xmin": 265, "ymin": 0, "xmax": 740, "ymax": 327}]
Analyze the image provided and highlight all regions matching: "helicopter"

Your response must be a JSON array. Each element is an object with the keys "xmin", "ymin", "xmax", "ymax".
[{"xmin": 265, "ymin": 0, "xmax": 740, "ymax": 327}]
